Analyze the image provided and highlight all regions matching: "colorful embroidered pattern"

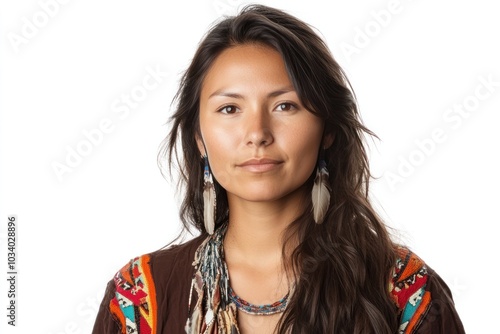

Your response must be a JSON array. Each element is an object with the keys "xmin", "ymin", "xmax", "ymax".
[
  {"xmin": 107, "ymin": 244, "xmax": 434, "ymax": 333},
  {"xmin": 109, "ymin": 255, "xmax": 157, "ymax": 334},
  {"xmin": 390, "ymin": 247, "xmax": 431, "ymax": 334}
]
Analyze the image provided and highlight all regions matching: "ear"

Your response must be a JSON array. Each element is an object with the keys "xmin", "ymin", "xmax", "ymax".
[
  {"xmin": 322, "ymin": 132, "xmax": 334, "ymax": 150},
  {"xmin": 195, "ymin": 133, "xmax": 206, "ymax": 156}
]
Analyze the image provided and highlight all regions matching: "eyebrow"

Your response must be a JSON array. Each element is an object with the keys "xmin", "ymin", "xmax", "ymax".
[{"xmin": 208, "ymin": 86, "xmax": 296, "ymax": 100}]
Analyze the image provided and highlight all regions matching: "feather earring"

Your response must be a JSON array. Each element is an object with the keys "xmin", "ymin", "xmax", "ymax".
[
  {"xmin": 203, "ymin": 155, "xmax": 216, "ymax": 234},
  {"xmin": 312, "ymin": 159, "xmax": 330, "ymax": 224}
]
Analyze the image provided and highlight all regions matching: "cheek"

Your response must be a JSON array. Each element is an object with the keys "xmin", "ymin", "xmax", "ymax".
[
  {"xmin": 285, "ymin": 121, "xmax": 323, "ymax": 164},
  {"xmin": 203, "ymin": 123, "xmax": 239, "ymax": 154},
  {"xmin": 200, "ymin": 124, "xmax": 237, "ymax": 183}
]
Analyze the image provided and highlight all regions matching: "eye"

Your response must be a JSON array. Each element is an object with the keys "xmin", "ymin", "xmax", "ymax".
[
  {"xmin": 275, "ymin": 102, "xmax": 297, "ymax": 112},
  {"xmin": 217, "ymin": 105, "xmax": 239, "ymax": 114}
]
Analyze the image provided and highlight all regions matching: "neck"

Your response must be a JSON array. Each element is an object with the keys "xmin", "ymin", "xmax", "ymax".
[{"xmin": 223, "ymin": 189, "xmax": 307, "ymax": 266}]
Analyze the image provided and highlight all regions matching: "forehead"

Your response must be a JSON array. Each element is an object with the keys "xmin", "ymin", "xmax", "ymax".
[{"xmin": 201, "ymin": 44, "xmax": 292, "ymax": 95}]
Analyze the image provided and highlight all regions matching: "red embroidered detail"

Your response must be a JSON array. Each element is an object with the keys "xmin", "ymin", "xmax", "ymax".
[
  {"xmin": 390, "ymin": 247, "xmax": 432, "ymax": 334},
  {"xmin": 391, "ymin": 247, "xmax": 428, "ymax": 309},
  {"xmin": 109, "ymin": 254, "xmax": 157, "ymax": 334}
]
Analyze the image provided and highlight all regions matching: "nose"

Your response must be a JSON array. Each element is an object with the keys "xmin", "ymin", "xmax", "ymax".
[{"xmin": 244, "ymin": 108, "xmax": 274, "ymax": 147}]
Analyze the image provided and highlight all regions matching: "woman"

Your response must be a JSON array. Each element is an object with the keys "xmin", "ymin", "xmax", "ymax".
[{"xmin": 93, "ymin": 4, "xmax": 465, "ymax": 333}]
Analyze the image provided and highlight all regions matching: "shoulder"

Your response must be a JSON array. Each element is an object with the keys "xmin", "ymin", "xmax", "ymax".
[
  {"xmin": 148, "ymin": 233, "xmax": 207, "ymax": 273},
  {"xmin": 389, "ymin": 246, "xmax": 465, "ymax": 334},
  {"xmin": 107, "ymin": 234, "xmax": 208, "ymax": 333},
  {"xmin": 112, "ymin": 233, "xmax": 207, "ymax": 290}
]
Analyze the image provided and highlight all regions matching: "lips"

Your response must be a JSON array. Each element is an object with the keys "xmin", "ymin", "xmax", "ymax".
[{"xmin": 237, "ymin": 158, "xmax": 283, "ymax": 172}]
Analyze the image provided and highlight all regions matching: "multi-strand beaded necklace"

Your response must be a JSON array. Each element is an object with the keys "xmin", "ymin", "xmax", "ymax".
[
  {"xmin": 229, "ymin": 286, "xmax": 289, "ymax": 315},
  {"xmin": 185, "ymin": 222, "xmax": 291, "ymax": 333}
]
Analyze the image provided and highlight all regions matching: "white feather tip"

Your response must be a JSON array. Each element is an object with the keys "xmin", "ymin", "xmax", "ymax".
[
  {"xmin": 312, "ymin": 166, "xmax": 330, "ymax": 224},
  {"xmin": 203, "ymin": 182, "xmax": 216, "ymax": 234}
]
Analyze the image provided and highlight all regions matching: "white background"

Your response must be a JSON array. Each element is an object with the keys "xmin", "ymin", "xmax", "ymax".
[{"xmin": 1, "ymin": 0, "xmax": 498, "ymax": 333}]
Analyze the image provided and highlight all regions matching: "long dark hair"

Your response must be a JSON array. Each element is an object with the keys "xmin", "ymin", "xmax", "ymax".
[{"xmin": 158, "ymin": 4, "xmax": 398, "ymax": 333}]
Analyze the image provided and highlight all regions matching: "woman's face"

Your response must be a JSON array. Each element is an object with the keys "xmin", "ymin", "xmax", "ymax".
[{"xmin": 198, "ymin": 43, "xmax": 328, "ymax": 205}]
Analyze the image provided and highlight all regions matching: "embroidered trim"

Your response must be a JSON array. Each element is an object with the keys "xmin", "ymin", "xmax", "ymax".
[
  {"xmin": 390, "ymin": 247, "xmax": 432, "ymax": 334},
  {"xmin": 109, "ymin": 254, "xmax": 157, "ymax": 334}
]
